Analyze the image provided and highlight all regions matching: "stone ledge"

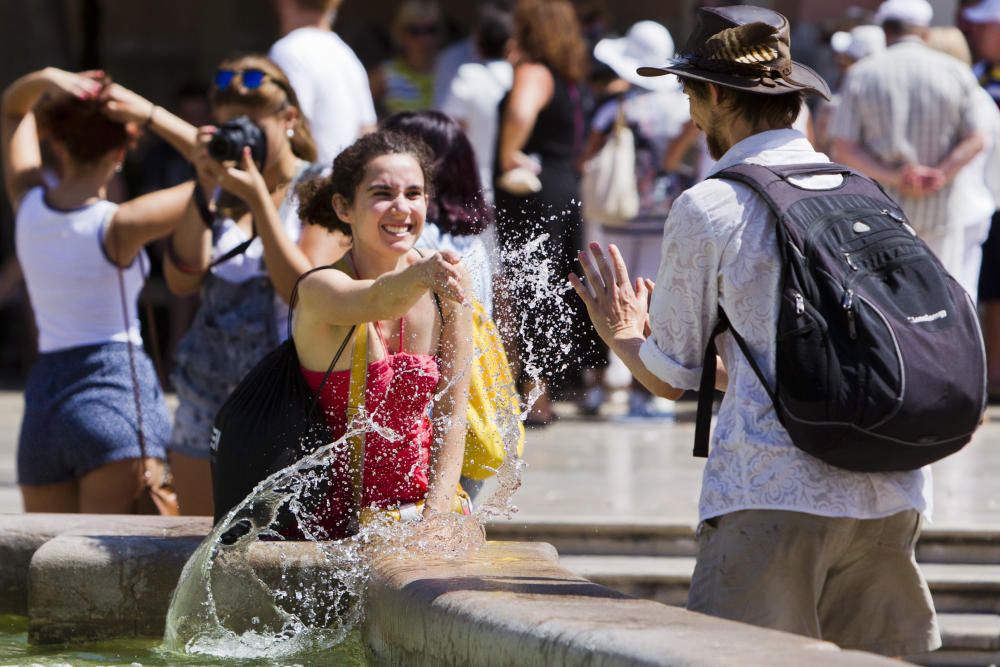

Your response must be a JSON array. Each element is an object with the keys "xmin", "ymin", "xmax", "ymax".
[
  {"xmin": 0, "ymin": 513, "xmax": 210, "ymax": 614},
  {"xmin": 28, "ymin": 533, "xmax": 203, "ymax": 644},
  {"xmin": 11, "ymin": 515, "xmax": 902, "ymax": 665},
  {"xmin": 365, "ymin": 542, "xmax": 898, "ymax": 667}
]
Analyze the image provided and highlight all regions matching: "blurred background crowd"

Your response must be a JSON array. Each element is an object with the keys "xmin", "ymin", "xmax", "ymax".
[{"xmin": 0, "ymin": 0, "xmax": 997, "ymax": 424}]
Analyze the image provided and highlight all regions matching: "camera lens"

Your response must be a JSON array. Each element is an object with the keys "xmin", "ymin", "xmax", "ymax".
[
  {"xmin": 207, "ymin": 133, "xmax": 239, "ymax": 162},
  {"xmin": 206, "ymin": 116, "xmax": 267, "ymax": 167}
]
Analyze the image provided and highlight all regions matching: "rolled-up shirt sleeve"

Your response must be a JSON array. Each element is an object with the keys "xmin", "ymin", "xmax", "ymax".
[{"xmin": 638, "ymin": 192, "xmax": 721, "ymax": 390}]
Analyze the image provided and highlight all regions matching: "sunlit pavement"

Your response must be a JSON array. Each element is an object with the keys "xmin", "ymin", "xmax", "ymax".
[{"xmin": 2, "ymin": 389, "xmax": 998, "ymax": 529}]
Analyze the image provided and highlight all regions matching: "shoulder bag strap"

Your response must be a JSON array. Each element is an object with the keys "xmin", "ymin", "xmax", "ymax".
[
  {"xmin": 292, "ymin": 257, "xmax": 359, "ymax": 415},
  {"xmin": 110, "ymin": 221, "xmax": 153, "ymax": 489}
]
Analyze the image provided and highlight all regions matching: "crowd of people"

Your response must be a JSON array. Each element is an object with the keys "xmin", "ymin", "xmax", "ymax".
[{"xmin": 3, "ymin": 0, "xmax": 1000, "ymax": 656}]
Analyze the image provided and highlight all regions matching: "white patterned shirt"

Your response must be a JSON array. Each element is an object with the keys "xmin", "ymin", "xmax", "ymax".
[{"xmin": 638, "ymin": 128, "xmax": 932, "ymax": 523}]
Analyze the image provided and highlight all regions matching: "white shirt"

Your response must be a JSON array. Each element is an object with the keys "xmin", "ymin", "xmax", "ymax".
[
  {"xmin": 433, "ymin": 37, "xmax": 479, "ymax": 109},
  {"xmin": 638, "ymin": 129, "xmax": 931, "ymax": 523},
  {"xmin": 16, "ymin": 187, "xmax": 145, "ymax": 353},
  {"xmin": 210, "ymin": 168, "xmax": 310, "ymax": 338},
  {"xmin": 416, "ymin": 222, "xmax": 495, "ymax": 317},
  {"xmin": 269, "ymin": 27, "xmax": 376, "ymax": 164},
  {"xmin": 441, "ymin": 60, "xmax": 513, "ymax": 203}
]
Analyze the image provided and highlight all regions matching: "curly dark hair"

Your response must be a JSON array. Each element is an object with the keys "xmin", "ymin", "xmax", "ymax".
[
  {"xmin": 36, "ymin": 95, "xmax": 131, "ymax": 166},
  {"xmin": 382, "ymin": 110, "xmax": 492, "ymax": 236},
  {"xmin": 296, "ymin": 129, "xmax": 434, "ymax": 236}
]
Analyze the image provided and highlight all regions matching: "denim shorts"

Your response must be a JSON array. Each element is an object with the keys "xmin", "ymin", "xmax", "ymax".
[{"xmin": 17, "ymin": 342, "xmax": 170, "ymax": 485}]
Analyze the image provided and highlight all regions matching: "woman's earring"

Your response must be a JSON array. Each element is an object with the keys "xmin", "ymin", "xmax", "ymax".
[
  {"xmin": 286, "ymin": 128, "xmax": 295, "ymax": 139},
  {"xmin": 114, "ymin": 163, "xmax": 123, "ymax": 174}
]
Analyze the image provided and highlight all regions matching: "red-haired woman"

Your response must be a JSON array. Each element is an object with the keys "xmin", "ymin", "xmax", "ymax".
[{"xmin": 2, "ymin": 68, "xmax": 197, "ymax": 513}]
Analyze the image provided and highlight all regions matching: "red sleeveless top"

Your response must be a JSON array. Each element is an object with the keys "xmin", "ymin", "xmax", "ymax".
[{"xmin": 300, "ymin": 319, "xmax": 439, "ymax": 538}]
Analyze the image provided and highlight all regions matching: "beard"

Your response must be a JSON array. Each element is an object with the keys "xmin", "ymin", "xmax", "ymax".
[{"xmin": 706, "ymin": 130, "xmax": 728, "ymax": 161}]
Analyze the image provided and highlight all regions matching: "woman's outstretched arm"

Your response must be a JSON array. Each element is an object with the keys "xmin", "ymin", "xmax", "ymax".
[{"xmin": 297, "ymin": 248, "xmax": 467, "ymax": 326}]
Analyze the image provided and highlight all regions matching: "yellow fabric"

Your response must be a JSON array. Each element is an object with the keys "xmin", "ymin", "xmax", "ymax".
[
  {"xmin": 462, "ymin": 300, "xmax": 525, "ymax": 480},
  {"xmin": 345, "ymin": 322, "xmax": 368, "ymax": 532},
  {"xmin": 359, "ymin": 486, "xmax": 472, "ymax": 525}
]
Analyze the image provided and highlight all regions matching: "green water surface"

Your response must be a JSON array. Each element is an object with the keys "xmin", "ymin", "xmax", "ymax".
[{"xmin": 0, "ymin": 616, "xmax": 370, "ymax": 667}]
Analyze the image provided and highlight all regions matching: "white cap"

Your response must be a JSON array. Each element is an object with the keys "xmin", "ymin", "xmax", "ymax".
[
  {"xmin": 831, "ymin": 25, "xmax": 887, "ymax": 61},
  {"xmin": 874, "ymin": 0, "xmax": 933, "ymax": 26},
  {"xmin": 964, "ymin": 0, "xmax": 1000, "ymax": 23},
  {"xmin": 595, "ymin": 21, "xmax": 678, "ymax": 92}
]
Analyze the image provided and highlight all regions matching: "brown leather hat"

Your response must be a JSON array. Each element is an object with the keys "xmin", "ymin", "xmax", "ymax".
[{"xmin": 637, "ymin": 6, "xmax": 831, "ymax": 100}]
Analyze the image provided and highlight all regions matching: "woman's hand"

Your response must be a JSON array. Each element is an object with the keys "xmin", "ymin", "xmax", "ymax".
[
  {"xmin": 569, "ymin": 243, "xmax": 651, "ymax": 347},
  {"xmin": 409, "ymin": 250, "xmax": 467, "ymax": 304},
  {"xmin": 195, "ymin": 138, "xmax": 269, "ymax": 206},
  {"xmin": 99, "ymin": 82, "xmax": 154, "ymax": 125},
  {"xmin": 41, "ymin": 68, "xmax": 104, "ymax": 102}
]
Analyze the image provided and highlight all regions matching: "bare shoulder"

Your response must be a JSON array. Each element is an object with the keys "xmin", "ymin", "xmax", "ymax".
[
  {"xmin": 296, "ymin": 265, "xmax": 352, "ymax": 306},
  {"xmin": 514, "ymin": 62, "xmax": 553, "ymax": 87}
]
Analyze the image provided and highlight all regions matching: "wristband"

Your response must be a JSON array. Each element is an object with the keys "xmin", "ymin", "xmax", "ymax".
[
  {"xmin": 143, "ymin": 104, "xmax": 157, "ymax": 130},
  {"xmin": 165, "ymin": 235, "xmax": 204, "ymax": 275}
]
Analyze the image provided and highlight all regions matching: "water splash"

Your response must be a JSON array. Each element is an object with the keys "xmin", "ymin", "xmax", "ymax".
[{"xmin": 160, "ymin": 225, "xmax": 585, "ymax": 660}]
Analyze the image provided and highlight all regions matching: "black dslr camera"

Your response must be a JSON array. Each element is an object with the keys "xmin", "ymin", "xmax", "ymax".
[{"xmin": 207, "ymin": 115, "xmax": 267, "ymax": 168}]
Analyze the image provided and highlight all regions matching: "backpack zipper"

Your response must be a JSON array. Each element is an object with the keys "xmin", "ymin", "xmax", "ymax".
[{"xmin": 842, "ymin": 289, "xmax": 857, "ymax": 339}]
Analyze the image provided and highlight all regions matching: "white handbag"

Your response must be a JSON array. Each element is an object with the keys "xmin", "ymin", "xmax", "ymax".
[{"xmin": 581, "ymin": 102, "xmax": 639, "ymax": 226}]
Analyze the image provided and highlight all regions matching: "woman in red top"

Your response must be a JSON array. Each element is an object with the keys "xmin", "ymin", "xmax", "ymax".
[{"xmin": 292, "ymin": 130, "xmax": 473, "ymax": 538}]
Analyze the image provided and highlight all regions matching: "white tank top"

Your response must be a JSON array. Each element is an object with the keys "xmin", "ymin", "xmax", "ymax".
[{"xmin": 16, "ymin": 187, "xmax": 145, "ymax": 353}]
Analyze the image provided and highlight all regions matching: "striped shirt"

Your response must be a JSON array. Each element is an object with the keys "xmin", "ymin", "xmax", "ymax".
[{"xmin": 830, "ymin": 37, "xmax": 984, "ymax": 235}]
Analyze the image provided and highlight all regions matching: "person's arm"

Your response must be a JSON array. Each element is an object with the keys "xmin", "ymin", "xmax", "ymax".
[
  {"xmin": 497, "ymin": 62, "xmax": 553, "ymax": 173},
  {"xmin": 104, "ymin": 181, "xmax": 195, "ymax": 266},
  {"xmin": 423, "ymin": 270, "xmax": 474, "ymax": 516},
  {"xmin": 569, "ymin": 244, "xmax": 683, "ymax": 400},
  {"xmin": 162, "ymin": 191, "xmax": 213, "ymax": 296},
  {"xmin": 831, "ymin": 137, "xmax": 906, "ymax": 188},
  {"xmin": 937, "ymin": 132, "xmax": 985, "ymax": 184},
  {"xmin": 297, "ymin": 248, "xmax": 467, "ymax": 326},
  {"xmin": 2, "ymin": 68, "xmax": 102, "ymax": 208},
  {"xmin": 100, "ymin": 83, "xmax": 198, "ymax": 160}
]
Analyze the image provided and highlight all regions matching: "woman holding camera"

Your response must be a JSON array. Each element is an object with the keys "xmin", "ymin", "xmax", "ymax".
[
  {"xmin": 164, "ymin": 55, "xmax": 343, "ymax": 516},
  {"xmin": 3, "ymin": 67, "xmax": 196, "ymax": 512}
]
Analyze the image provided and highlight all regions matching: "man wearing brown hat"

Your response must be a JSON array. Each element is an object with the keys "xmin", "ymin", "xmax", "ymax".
[{"xmin": 571, "ymin": 5, "xmax": 939, "ymax": 655}]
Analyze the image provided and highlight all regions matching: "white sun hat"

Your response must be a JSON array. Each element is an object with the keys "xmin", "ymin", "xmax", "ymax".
[
  {"xmin": 874, "ymin": 0, "xmax": 933, "ymax": 27},
  {"xmin": 964, "ymin": 0, "xmax": 1000, "ymax": 23},
  {"xmin": 831, "ymin": 25, "xmax": 887, "ymax": 61},
  {"xmin": 595, "ymin": 21, "xmax": 678, "ymax": 91}
]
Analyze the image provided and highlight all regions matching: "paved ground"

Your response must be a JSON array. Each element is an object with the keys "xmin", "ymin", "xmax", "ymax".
[{"xmin": 2, "ymin": 390, "xmax": 1000, "ymax": 528}]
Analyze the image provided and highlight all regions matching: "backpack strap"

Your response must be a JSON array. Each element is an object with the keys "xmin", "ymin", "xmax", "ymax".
[
  {"xmin": 694, "ymin": 314, "xmax": 729, "ymax": 458},
  {"xmin": 694, "ymin": 162, "xmax": 852, "ymax": 459}
]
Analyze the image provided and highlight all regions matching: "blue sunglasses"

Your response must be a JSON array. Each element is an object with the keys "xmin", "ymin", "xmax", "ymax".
[{"xmin": 214, "ymin": 68, "xmax": 268, "ymax": 90}]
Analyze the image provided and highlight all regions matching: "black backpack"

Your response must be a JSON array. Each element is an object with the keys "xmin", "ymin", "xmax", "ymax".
[
  {"xmin": 210, "ymin": 264, "xmax": 356, "ymax": 532},
  {"xmin": 694, "ymin": 162, "xmax": 987, "ymax": 472}
]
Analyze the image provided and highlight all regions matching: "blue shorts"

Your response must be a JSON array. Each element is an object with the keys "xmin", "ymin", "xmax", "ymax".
[{"xmin": 17, "ymin": 342, "xmax": 170, "ymax": 485}]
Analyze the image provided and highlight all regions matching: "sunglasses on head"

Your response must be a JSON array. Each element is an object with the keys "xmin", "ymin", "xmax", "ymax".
[{"xmin": 214, "ymin": 68, "xmax": 269, "ymax": 90}]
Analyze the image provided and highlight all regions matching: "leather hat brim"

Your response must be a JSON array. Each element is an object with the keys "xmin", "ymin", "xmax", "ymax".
[{"xmin": 637, "ymin": 60, "xmax": 831, "ymax": 100}]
